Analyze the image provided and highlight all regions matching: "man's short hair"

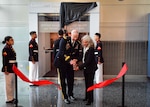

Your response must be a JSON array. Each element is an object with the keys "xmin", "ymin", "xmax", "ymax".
[
  {"xmin": 58, "ymin": 29, "xmax": 64, "ymax": 36},
  {"xmin": 30, "ymin": 31, "xmax": 36, "ymax": 35},
  {"xmin": 71, "ymin": 29, "xmax": 78, "ymax": 34},
  {"xmin": 95, "ymin": 33, "xmax": 101, "ymax": 38}
]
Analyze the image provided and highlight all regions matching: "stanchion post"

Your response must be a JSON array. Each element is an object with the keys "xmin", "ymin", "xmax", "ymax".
[
  {"xmin": 15, "ymin": 74, "xmax": 18, "ymax": 107},
  {"xmin": 122, "ymin": 62, "xmax": 125, "ymax": 107},
  {"xmin": 14, "ymin": 65, "xmax": 23, "ymax": 107},
  {"xmin": 118, "ymin": 62, "xmax": 126, "ymax": 107}
]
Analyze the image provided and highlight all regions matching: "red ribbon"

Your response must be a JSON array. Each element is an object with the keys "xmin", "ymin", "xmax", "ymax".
[
  {"xmin": 87, "ymin": 63, "xmax": 128, "ymax": 92},
  {"xmin": 12, "ymin": 65, "xmax": 61, "ymax": 89}
]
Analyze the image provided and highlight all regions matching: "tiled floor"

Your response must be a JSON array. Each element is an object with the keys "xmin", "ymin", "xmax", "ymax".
[{"xmin": 0, "ymin": 73, "xmax": 150, "ymax": 107}]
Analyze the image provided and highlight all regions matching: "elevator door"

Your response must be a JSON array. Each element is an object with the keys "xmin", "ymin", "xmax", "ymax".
[
  {"xmin": 38, "ymin": 13, "xmax": 90, "ymax": 77},
  {"xmin": 38, "ymin": 33, "xmax": 51, "ymax": 77}
]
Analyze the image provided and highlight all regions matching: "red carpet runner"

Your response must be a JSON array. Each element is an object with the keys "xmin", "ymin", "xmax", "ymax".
[
  {"xmin": 12, "ymin": 65, "xmax": 61, "ymax": 89},
  {"xmin": 87, "ymin": 63, "xmax": 128, "ymax": 92}
]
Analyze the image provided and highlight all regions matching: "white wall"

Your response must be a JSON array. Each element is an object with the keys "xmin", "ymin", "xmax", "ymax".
[
  {"xmin": 0, "ymin": 0, "xmax": 29, "ymax": 75},
  {"xmin": 100, "ymin": 0, "xmax": 150, "ymax": 41}
]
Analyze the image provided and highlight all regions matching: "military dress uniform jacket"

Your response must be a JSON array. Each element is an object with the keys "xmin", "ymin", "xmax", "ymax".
[
  {"xmin": 54, "ymin": 36, "xmax": 80, "ymax": 68},
  {"xmin": 2, "ymin": 45, "xmax": 17, "ymax": 73},
  {"xmin": 53, "ymin": 38, "xmax": 62, "ymax": 58},
  {"xmin": 95, "ymin": 41, "xmax": 104, "ymax": 63},
  {"xmin": 28, "ymin": 39, "xmax": 38, "ymax": 61}
]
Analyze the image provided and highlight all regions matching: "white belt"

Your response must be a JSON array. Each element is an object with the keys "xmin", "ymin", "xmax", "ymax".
[
  {"xmin": 56, "ymin": 49, "xmax": 59, "ymax": 52},
  {"xmin": 79, "ymin": 50, "xmax": 82, "ymax": 52},
  {"xmin": 33, "ymin": 50, "xmax": 38, "ymax": 53},
  {"xmin": 94, "ymin": 52, "xmax": 98, "ymax": 55},
  {"xmin": 9, "ymin": 60, "xmax": 16, "ymax": 63}
]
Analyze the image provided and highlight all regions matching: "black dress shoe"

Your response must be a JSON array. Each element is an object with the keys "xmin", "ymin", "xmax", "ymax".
[
  {"xmin": 6, "ymin": 98, "xmax": 18, "ymax": 104},
  {"xmin": 64, "ymin": 99, "xmax": 70, "ymax": 104},
  {"xmin": 6, "ymin": 100, "xmax": 14, "ymax": 104},
  {"xmin": 86, "ymin": 101, "xmax": 91, "ymax": 105},
  {"xmin": 83, "ymin": 99, "xmax": 87, "ymax": 101},
  {"xmin": 69, "ymin": 96, "xmax": 76, "ymax": 100}
]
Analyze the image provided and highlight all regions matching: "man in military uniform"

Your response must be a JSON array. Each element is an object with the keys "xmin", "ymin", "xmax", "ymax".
[
  {"xmin": 54, "ymin": 29, "xmax": 80, "ymax": 104},
  {"xmin": 53, "ymin": 29, "xmax": 64, "ymax": 84},
  {"xmin": 53, "ymin": 29, "xmax": 64, "ymax": 58},
  {"xmin": 94, "ymin": 33, "xmax": 104, "ymax": 83},
  {"xmin": 28, "ymin": 31, "xmax": 39, "ymax": 86}
]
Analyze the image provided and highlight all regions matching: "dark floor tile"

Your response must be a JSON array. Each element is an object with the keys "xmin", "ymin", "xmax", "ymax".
[{"xmin": 0, "ymin": 75, "xmax": 150, "ymax": 107}]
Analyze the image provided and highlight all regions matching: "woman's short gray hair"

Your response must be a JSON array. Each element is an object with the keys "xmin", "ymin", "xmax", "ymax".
[{"xmin": 81, "ymin": 35, "xmax": 94, "ymax": 48}]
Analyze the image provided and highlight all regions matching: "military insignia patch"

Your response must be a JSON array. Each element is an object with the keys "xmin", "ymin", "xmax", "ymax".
[
  {"xmin": 3, "ymin": 52, "xmax": 7, "ymax": 56},
  {"xmin": 77, "ymin": 40, "xmax": 81, "ymax": 44},
  {"xmin": 66, "ymin": 43, "xmax": 70, "ymax": 50},
  {"xmin": 29, "ymin": 44, "xmax": 33, "ymax": 48},
  {"xmin": 74, "ymin": 45, "xmax": 79, "ymax": 49},
  {"xmin": 97, "ymin": 46, "xmax": 101, "ymax": 50}
]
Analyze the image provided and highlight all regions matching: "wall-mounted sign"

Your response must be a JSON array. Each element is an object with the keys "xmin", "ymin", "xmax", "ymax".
[{"xmin": 39, "ymin": 21, "xmax": 89, "ymax": 33}]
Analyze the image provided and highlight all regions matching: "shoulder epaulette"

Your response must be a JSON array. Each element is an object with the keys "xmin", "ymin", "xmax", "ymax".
[
  {"xmin": 63, "ymin": 35, "xmax": 67, "ymax": 39},
  {"xmin": 77, "ymin": 40, "xmax": 81, "ymax": 44}
]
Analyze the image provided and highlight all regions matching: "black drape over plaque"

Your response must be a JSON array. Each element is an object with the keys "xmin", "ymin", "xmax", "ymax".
[{"xmin": 60, "ymin": 2, "xmax": 97, "ymax": 28}]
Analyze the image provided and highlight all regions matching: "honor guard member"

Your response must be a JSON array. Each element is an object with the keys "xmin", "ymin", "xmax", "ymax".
[
  {"xmin": 53, "ymin": 29, "xmax": 64, "ymax": 84},
  {"xmin": 2, "ymin": 36, "xmax": 17, "ymax": 104},
  {"xmin": 54, "ymin": 29, "xmax": 80, "ymax": 104},
  {"xmin": 28, "ymin": 31, "xmax": 39, "ymax": 86},
  {"xmin": 94, "ymin": 33, "xmax": 104, "ymax": 83},
  {"xmin": 53, "ymin": 29, "xmax": 64, "ymax": 58}
]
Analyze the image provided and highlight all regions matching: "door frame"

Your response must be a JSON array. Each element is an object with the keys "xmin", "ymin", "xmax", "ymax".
[{"xmin": 29, "ymin": 2, "xmax": 100, "ymax": 77}]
